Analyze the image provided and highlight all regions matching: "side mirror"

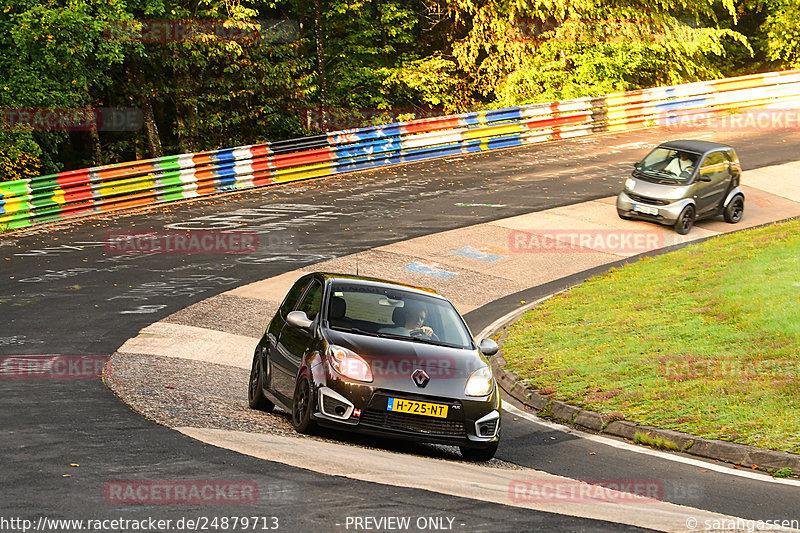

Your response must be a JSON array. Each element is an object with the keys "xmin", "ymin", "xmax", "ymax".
[
  {"xmin": 478, "ymin": 338, "xmax": 499, "ymax": 356},
  {"xmin": 286, "ymin": 310, "xmax": 313, "ymax": 330},
  {"xmin": 633, "ymin": 161, "xmax": 640, "ymax": 169}
]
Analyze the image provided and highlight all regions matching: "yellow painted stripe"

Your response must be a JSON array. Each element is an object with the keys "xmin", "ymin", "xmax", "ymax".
[
  {"xmin": 97, "ymin": 174, "xmax": 156, "ymax": 197},
  {"xmin": 461, "ymin": 123, "xmax": 521, "ymax": 140},
  {"xmin": 273, "ymin": 163, "xmax": 333, "ymax": 183}
]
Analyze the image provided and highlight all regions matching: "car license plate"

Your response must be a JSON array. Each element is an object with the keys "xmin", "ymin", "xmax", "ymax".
[
  {"xmin": 387, "ymin": 398, "xmax": 448, "ymax": 418},
  {"xmin": 633, "ymin": 204, "xmax": 659, "ymax": 216}
]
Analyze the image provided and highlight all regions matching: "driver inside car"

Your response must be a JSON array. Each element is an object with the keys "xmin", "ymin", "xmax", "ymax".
[
  {"xmin": 379, "ymin": 301, "xmax": 435, "ymax": 339},
  {"xmin": 664, "ymin": 151, "xmax": 695, "ymax": 176}
]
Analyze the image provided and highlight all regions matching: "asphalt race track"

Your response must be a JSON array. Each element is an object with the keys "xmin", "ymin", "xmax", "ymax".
[{"xmin": 3, "ymin": 126, "xmax": 800, "ymax": 532}]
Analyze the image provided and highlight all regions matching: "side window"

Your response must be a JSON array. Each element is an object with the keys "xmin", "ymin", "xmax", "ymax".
[
  {"xmin": 277, "ymin": 279, "xmax": 310, "ymax": 318},
  {"xmin": 699, "ymin": 152, "xmax": 726, "ymax": 178},
  {"xmin": 296, "ymin": 280, "xmax": 323, "ymax": 321}
]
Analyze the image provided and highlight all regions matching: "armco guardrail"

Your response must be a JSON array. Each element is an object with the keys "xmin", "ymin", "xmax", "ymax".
[{"xmin": 2, "ymin": 69, "xmax": 800, "ymax": 231}]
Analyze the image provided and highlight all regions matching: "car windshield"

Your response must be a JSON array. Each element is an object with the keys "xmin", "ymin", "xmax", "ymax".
[
  {"xmin": 326, "ymin": 283, "xmax": 474, "ymax": 349},
  {"xmin": 637, "ymin": 147, "xmax": 701, "ymax": 183}
]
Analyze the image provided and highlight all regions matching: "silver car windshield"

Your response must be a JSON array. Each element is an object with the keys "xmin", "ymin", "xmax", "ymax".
[
  {"xmin": 326, "ymin": 284, "xmax": 474, "ymax": 349},
  {"xmin": 638, "ymin": 148, "xmax": 701, "ymax": 183}
]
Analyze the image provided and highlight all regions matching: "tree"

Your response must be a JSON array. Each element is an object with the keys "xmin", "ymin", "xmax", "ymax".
[{"xmin": 447, "ymin": 0, "xmax": 750, "ymax": 105}]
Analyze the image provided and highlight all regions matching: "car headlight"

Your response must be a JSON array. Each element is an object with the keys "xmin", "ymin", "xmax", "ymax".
[
  {"xmin": 465, "ymin": 366, "xmax": 493, "ymax": 396},
  {"xmin": 327, "ymin": 345, "xmax": 373, "ymax": 382},
  {"xmin": 625, "ymin": 178, "xmax": 636, "ymax": 191}
]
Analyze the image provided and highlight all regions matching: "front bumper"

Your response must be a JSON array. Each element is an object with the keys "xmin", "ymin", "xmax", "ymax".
[
  {"xmin": 616, "ymin": 191, "xmax": 689, "ymax": 226},
  {"xmin": 312, "ymin": 384, "xmax": 501, "ymax": 448}
]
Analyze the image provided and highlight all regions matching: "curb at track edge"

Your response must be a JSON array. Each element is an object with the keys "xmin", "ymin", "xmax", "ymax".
[{"xmin": 475, "ymin": 215, "xmax": 800, "ymax": 477}]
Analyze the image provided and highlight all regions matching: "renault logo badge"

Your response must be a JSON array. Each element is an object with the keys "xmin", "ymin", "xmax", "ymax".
[{"xmin": 412, "ymin": 369, "xmax": 430, "ymax": 388}]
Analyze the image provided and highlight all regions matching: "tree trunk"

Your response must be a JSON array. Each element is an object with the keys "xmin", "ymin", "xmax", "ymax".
[
  {"xmin": 172, "ymin": 48, "xmax": 199, "ymax": 153},
  {"xmin": 83, "ymin": 88, "xmax": 102, "ymax": 165},
  {"xmin": 129, "ymin": 62, "xmax": 163, "ymax": 158},
  {"xmin": 313, "ymin": 0, "xmax": 329, "ymax": 130}
]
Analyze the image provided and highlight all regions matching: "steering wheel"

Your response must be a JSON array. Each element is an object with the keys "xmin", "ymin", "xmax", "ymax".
[{"xmin": 409, "ymin": 328, "xmax": 439, "ymax": 341}]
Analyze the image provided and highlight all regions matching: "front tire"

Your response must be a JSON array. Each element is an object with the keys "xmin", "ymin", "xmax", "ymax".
[
  {"xmin": 460, "ymin": 441, "xmax": 498, "ymax": 462},
  {"xmin": 723, "ymin": 195, "xmax": 744, "ymax": 223},
  {"xmin": 248, "ymin": 348, "xmax": 274, "ymax": 411},
  {"xmin": 674, "ymin": 205, "xmax": 695, "ymax": 235},
  {"xmin": 291, "ymin": 378, "xmax": 317, "ymax": 434}
]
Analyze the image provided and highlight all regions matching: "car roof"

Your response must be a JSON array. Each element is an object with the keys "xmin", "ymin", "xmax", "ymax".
[
  {"xmin": 313, "ymin": 272, "xmax": 443, "ymax": 298},
  {"xmin": 657, "ymin": 139, "xmax": 733, "ymax": 154}
]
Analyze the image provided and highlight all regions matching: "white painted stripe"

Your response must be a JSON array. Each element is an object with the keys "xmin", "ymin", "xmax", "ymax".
[
  {"xmin": 177, "ymin": 426, "xmax": 765, "ymax": 533},
  {"xmin": 503, "ymin": 403, "xmax": 800, "ymax": 487}
]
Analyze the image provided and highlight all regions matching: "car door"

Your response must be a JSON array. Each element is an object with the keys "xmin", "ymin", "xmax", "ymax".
[
  {"xmin": 692, "ymin": 151, "xmax": 730, "ymax": 216},
  {"xmin": 270, "ymin": 278, "xmax": 323, "ymax": 402},
  {"xmin": 265, "ymin": 277, "xmax": 310, "ymax": 399}
]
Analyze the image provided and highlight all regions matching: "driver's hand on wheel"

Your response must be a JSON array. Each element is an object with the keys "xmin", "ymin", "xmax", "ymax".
[{"xmin": 410, "ymin": 326, "xmax": 434, "ymax": 337}]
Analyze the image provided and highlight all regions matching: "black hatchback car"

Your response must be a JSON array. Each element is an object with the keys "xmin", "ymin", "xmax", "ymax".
[
  {"xmin": 248, "ymin": 273, "xmax": 501, "ymax": 461},
  {"xmin": 617, "ymin": 140, "xmax": 745, "ymax": 234}
]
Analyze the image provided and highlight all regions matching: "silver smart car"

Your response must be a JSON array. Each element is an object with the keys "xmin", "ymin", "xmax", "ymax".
[{"xmin": 617, "ymin": 140, "xmax": 745, "ymax": 234}]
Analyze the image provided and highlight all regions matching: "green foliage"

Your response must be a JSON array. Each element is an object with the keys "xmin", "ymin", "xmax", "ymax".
[
  {"xmin": 0, "ymin": 0, "xmax": 797, "ymax": 180},
  {"xmin": 450, "ymin": 0, "xmax": 752, "ymax": 104},
  {"xmin": 762, "ymin": 0, "xmax": 800, "ymax": 67}
]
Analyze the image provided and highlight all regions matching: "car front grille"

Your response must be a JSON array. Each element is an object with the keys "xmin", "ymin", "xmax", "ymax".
[
  {"xmin": 627, "ymin": 192, "xmax": 670, "ymax": 206},
  {"xmin": 360, "ymin": 409, "xmax": 466, "ymax": 437}
]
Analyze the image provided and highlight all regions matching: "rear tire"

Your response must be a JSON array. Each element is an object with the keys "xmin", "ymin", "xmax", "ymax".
[
  {"xmin": 723, "ymin": 195, "xmax": 744, "ymax": 223},
  {"xmin": 291, "ymin": 378, "xmax": 317, "ymax": 434},
  {"xmin": 248, "ymin": 348, "xmax": 274, "ymax": 411},
  {"xmin": 460, "ymin": 441, "xmax": 498, "ymax": 462},
  {"xmin": 674, "ymin": 205, "xmax": 695, "ymax": 235}
]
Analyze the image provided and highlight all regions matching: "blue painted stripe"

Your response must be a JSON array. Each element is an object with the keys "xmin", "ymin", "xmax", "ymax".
[
  {"xmin": 451, "ymin": 246, "xmax": 504, "ymax": 262},
  {"xmin": 334, "ymin": 138, "xmax": 401, "ymax": 159},
  {"xmin": 654, "ymin": 96, "xmax": 707, "ymax": 113},
  {"xmin": 403, "ymin": 261, "xmax": 458, "ymax": 279},
  {"xmin": 211, "ymin": 149, "xmax": 236, "ymax": 163},
  {"xmin": 213, "ymin": 165, "xmax": 238, "ymax": 190}
]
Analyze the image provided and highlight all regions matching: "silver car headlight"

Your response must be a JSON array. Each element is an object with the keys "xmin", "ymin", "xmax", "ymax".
[
  {"xmin": 625, "ymin": 178, "xmax": 636, "ymax": 191},
  {"xmin": 465, "ymin": 366, "xmax": 493, "ymax": 396}
]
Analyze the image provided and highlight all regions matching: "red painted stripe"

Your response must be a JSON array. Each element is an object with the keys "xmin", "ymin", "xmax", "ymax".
[
  {"xmin": 195, "ymin": 170, "xmax": 216, "ymax": 195},
  {"xmin": 402, "ymin": 117, "xmax": 462, "ymax": 134},
  {"xmin": 252, "ymin": 170, "xmax": 274, "ymax": 187},
  {"xmin": 249, "ymin": 145, "xmax": 271, "ymax": 158},
  {"xmin": 525, "ymin": 113, "xmax": 591, "ymax": 130},
  {"xmin": 271, "ymin": 148, "xmax": 333, "ymax": 169},
  {"xmin": 251, "ymin": 159, "xmax": 272, "ymax": 172}
]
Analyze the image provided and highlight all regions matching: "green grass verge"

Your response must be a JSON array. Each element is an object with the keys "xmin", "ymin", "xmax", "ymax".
[
  {"xmin": 633, "ymin": 431, "xmax": 681, "ymax": 451},
  {"xmin": 500, "ymin": 219, "xmax": 800, "ymax": 453}
]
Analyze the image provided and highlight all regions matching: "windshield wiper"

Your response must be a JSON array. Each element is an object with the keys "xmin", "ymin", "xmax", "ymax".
[
  {"xmin": 331, "ymin": 326, "xmax": 377, "ymax": 337},
  {"xmin": 641, "ymin": 169, "xmax": 679, "ymax": 183}
]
